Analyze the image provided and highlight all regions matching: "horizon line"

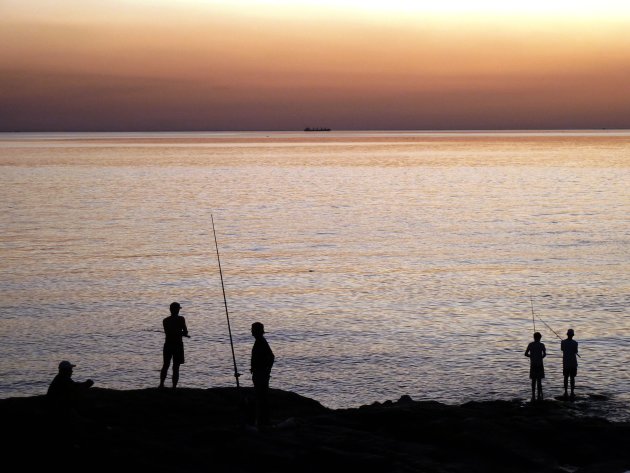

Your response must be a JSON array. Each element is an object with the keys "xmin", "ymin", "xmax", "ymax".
[{"xmin": 1, "ymin": 128, "xmax": 628, "ymax": 134}]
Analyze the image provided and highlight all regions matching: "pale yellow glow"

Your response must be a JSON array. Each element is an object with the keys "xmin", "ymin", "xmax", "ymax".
[
  {"xmin": 212, "ymin": 0, "xmax": 630, "ymax": 12},
  {"xmin": 189, "ymin": 0, "xmax": 630, "ymax": 16},
  {"xmin": 4, "ymin": 0, "xmax": 630, "ymax": 21}
]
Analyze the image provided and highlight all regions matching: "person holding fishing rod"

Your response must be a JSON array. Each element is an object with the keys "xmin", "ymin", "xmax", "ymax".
[
  {"xmin": 561, "ymin": 328, "xmax": 578, "ymax": 400},
  {"xmin": 159, "ymin": 301, "xmax": 190, "ymax": 389},
  {"xmin": 525, "ymin": 332, "xmax": 547, "ymax": 402},
  {"xmin": 530, "ymin": 297, "xmax": 581, "ymax": 400}
]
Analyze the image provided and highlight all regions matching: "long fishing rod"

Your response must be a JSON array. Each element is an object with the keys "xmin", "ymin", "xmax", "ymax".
[
  {"xmin": 211, "ymin": 214, "xmax": 241, "ymax": 388},
  {"xmin": 529, "ymin": 296, "xmax": 580, "ymax": 358},
  {"xmin": 530, "ymin": 296, "xmax": 537, "ymax": 333}
]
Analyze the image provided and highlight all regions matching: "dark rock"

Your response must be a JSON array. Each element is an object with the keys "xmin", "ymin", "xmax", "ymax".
[{"xmin": 2, "ymin": 387, "xmax": 629, "ymax": 473}]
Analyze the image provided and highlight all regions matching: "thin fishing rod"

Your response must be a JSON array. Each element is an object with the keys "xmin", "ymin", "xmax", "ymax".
[
  {"xmin": 530, "ymin": 296, "xmax": 537, "ymax": 332},
  {"xmin": 529, "ymin": 296, "xmax": 581, "ymax": 357},
  {"xmin": 211, "ymin": 214, "xmax": 241, "ymax": 388},
  {"xmin": 530, "ymin": 297, "xmax": 562, "ymax": 340}
]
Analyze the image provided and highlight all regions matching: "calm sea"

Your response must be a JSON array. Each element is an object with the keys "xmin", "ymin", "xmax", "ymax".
[{"xmin": 1, "ymin": 131, "xmax": 628, "ymax": 419}]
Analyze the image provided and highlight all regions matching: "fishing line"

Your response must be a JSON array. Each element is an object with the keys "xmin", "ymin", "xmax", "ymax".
[{"xmin": 530, "ymin": 296, "xmax": 562, "ymax": 340}]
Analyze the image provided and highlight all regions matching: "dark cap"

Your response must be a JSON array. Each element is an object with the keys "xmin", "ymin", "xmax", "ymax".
[
  {"xmin": 567, "ymin": 328, "xmax": 575, "ymax": 336},
  {"xmin": 251, "ymin": 322, "xmax": 265, "ymax": 334},
  {"xmin": 59, "ymin": 360, "xmax": 76, "ymax": 371},
  {"xmin": 170, "ymin": 302, "xmax": 181, "ymax": 312}
]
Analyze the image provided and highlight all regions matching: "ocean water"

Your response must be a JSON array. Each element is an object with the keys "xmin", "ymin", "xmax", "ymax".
[{"xmin": 1, "ymin": 131, "xmax": 628, "ymax": 419}]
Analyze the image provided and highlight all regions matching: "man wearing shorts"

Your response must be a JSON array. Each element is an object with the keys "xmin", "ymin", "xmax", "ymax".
[
  {"xmin": 561, "ymin": 328, "xmax": 578, "ymax": 400},
  {"xmin": 159, "ymin": 302, "xmax": 189, "ymax": 389}
]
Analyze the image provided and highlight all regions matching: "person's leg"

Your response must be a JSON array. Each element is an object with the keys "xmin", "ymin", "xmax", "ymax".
[
  {"xmin": 170, "ymin": 343, "xmax": 184, "ymax": 389},
  {"xmin": 258, "ymin": 386, "xmax": 269, "ymax": 426},
  {"xmin": 159, "ymin": 348, "xmax": 171, "ymax": 388},
  {"xmin": 537, "ymin": 378, "xmax": 543, "ymax": 400},
  {"xmin": 531, "ymin": 379, "xmax": 536, "ymax": 401},
  {"xmin": 261, "ymin": 384, "xmax": 270, "ymax": 425},
  {"xmin": 570, "ymin": 375, "xmax": 575, "ymax": 397},
  {"xmin": 563, "ymin": 374, "xmax": 569, "ymax": 398},
  {"xmin": 254, "ymin": 381, "xmax": 262, "ymax": 425},
  {"xmin": 172, "ymin": 362, "xmax": 180, "ymax": 388},
  {"xmin": 254, "ymin": 375, "xmax": 270, "ymax": 427}
]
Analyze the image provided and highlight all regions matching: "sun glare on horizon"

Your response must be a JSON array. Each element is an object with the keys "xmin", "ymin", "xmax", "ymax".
[
  {"xmin": 5, "ymin": 0, "xmax": 630, "ymax": 22},
  {"xmin": 202, "ymin": 0, "xmax": 630, "ymax": 16}
]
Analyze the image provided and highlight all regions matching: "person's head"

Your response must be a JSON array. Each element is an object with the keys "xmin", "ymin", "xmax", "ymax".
[
  {"xmin": 251, "ymin": 322, "xmax": 265, "ymax": 337},
  {"xmin": 567, "ymin": 328, "xmax": 574, "ymax": 338},
  {"xmin": 170, "ymin": 302, "xmax": 181, "ymax": 315},
  {"xmin": 58, "ymin": 360, "xmax": 75, "ymax": 375},
  {"xmin": 533, "ymin": 332, "xmax": 542, "ymax": 341}
]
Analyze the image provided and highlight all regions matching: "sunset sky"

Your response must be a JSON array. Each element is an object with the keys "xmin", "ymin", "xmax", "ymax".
[{"xmin": 2, "ymin": 0, "xmax": 630, "ymax": 131}]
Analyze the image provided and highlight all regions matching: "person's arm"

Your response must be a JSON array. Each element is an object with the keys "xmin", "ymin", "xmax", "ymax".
[
  {"xmin": 542, "ymin": 343, "xmax": 547, "ymax": 358},
  {"xmin": 66, "ymin": 378, "xmax": 93, "ymax": 397},
  {"xmin": 182, "ymin": 317, "xmax": 190, "ymax": 338},
  {"xmin": 79, "ymin": 379, "xmax": 94, "ymax": 389},
  {"xmin": 525, "ymin": 343, "xmax": 531, "ymax": 357},
  {"xmin": 266, "ymin": 343, "xmax": 275, "ymax": 372},
  {"xmin": 250, "ymin": 343, "xmax": 256, "ymax": 374}
]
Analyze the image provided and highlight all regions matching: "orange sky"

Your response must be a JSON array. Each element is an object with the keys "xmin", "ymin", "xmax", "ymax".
[{"xmin": 1, "ymin": 1, "xmax": 630, "ymax": 131}]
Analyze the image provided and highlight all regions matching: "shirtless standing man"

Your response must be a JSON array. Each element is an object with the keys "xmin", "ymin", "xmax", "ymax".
[{"xmin": 159, "ymin": 302, "xmax": 189, "ymax": 389}]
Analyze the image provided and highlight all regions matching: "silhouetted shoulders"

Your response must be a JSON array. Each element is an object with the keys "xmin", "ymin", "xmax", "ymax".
[
  {"xmin": 163, "ymin": 315, "xmax": 188, "ymax": 342},
  {"xmin": 561, "ymin": 339, "xmax": 578, "ymax": 367},
  {"xmin": 251, "ymin": 336, "xmax": 274, "ymax": 373},
  {"xmin": 526, "ymin": 341, "xmax": 545, "ymax": 364}
]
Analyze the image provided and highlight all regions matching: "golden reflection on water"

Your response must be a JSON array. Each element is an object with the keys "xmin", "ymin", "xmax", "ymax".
[{"xmin": 0, "ymin": 132, "xmax": 628, "ymax": 417}]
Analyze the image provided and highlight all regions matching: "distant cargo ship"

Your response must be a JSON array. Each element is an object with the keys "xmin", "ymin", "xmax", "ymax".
[{"xmin": 304, "ymin": 127, "xmax": 331, "ymax": 132}]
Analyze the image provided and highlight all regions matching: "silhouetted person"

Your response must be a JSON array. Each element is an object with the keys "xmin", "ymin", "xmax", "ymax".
[
  {"xmin": 251, "ymin": 322, "xmax": 275, "ymax": 428},
  {"xmin": 561, "ymin": 328, "xmax": 578, "ymax": 400},
  {"xmin": 525, "ymin": 332, "xmax": 546, "ymax": 402},
  {"xmin": 159, "ymin": 301, "xmax": 189, "ymax": 389},
  {"xmin": 46, "ymin": 360, "xmax": 95, "ymax": 444},
  {"xmin": 47, "ymin": 360, "xmax": 94, "ymax": 410}
]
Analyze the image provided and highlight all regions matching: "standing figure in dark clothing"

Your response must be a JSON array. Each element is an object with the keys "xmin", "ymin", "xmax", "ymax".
[
  {"xmin": 251, "ymin": 322, "xmax": 275, "ymax": 428},
  {"xmin": 561, "ymin": 328, "xmax": 578, "ymax": 400},
  {"xmin": 525, "ymin": 332, "xmax": 546, "ymax": 402},
  {"xmin": 159, "ymin": 301, "xmax": 189, "ymax": 389},
  {"xmin": 47, "ymin": 360, "xmax": 94, "ymax": 409}
]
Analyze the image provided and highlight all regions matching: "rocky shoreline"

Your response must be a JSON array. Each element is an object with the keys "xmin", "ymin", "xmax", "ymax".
[{"xmin": 4, "ymin": 387, "xmax": 629, "ymax": 472}]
